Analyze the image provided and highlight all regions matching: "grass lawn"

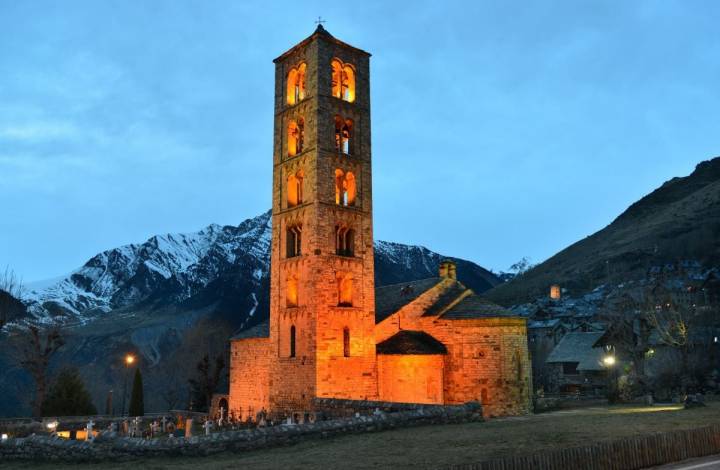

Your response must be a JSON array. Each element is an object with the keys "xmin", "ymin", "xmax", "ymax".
[{"xmin": 9, "ymin": 403, "xmax": 720, "ymax": 470}]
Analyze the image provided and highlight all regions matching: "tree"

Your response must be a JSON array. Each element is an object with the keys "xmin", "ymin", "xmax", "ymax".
[
  {"xmin": 643, "ymin": 287, "xmax": 697, "ymax": 391},
  {"xmin": 128, "ymin": 368, "xmax": 144, "ymax": 417},
  {"xmin": 508, "ymin": 257, "xmax": 534, "ymax": 276},
  {"xmin": 15, "ymin": 323, "xmax": 65, "ymax": 417},
  {"xmin": 41, "ymin": 368, "xmax": 97, "ymax": 417},
  {"xmin": 0, "ymin": 267, "xmax": 25, "ymax": 330},
  {"xmin": 598, "ymin": 291, "xmax": 652, "ymax": 387},
  {"xmin": 188, "ymin": 354, "xmax": 225, "ymax": 412}
]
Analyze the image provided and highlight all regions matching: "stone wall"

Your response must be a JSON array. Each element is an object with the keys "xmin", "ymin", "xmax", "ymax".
[
  {"xmin": 0, "ymin": 403, "xmax": 482, "ymax": 462},
  {"xmin": 229, "ymin": 337, "xmax": 271, "ymax": 421},
  {"xmin": 374, "ymin": 282, "xmax": 532, "ymax": 417},
  {"xmin": 377, "ymin": 354, "xmax": 444, "ymax": 404}
]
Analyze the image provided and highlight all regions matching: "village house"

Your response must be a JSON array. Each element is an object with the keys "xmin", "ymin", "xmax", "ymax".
[{"xmin": 226, "ymin": 26, "xmax": 532, "ymax": 421}]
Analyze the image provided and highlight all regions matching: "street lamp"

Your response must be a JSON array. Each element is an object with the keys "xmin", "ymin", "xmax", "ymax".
[
  {"xmin": 121, "ymin": 354, "xmax": 135, "ymax": 416},
  {"xmin": 602, "ymin": 349, "xmax": 620, "ymax": 404}
]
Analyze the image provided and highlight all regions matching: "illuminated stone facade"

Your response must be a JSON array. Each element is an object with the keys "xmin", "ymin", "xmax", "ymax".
[{"xmin": 229, "ymin": 27, "xmax": 531, "ymax": 421}]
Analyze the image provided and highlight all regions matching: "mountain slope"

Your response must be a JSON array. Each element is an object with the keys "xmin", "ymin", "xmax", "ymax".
[{"xmin": 486, "ymin": 157, "xmax": 720, "ymax": 306}]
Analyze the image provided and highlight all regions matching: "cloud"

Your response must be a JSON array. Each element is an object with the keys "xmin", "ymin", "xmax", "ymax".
[{"xmin": 0, "ymin": 121, "xmax": 81, "ymax": 141}]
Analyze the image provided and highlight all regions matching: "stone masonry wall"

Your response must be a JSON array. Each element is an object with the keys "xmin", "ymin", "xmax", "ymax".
[
  {"xmin": 374, "ymin": 279, "xmax": 532, "ymax": 417},
  {"xmin": 229, "ymin": 338, "xmax": 271, "ymax": 421},
  {"xmin": 0, "ymin": 403, "xmax": 483, "ymax": 463}
]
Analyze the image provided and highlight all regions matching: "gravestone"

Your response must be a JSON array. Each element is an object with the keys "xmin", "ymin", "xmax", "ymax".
[{"xmin": 185, "ymin": 418, "xmax": 193, "ymax": 438}]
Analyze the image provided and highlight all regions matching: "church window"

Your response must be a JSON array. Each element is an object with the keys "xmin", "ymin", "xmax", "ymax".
[
  {"xmin": 334, "ymin": 116, "xmax": 353, "ymax": 155},
  {"xmin": 335, "ymin": 225, "xmax": 355, "ymax": 257},
  {"xmin": 290, "ymin": 325, "xmax": 296, "ymax": 358},
  {"xmin": 287, "ymin": 274, "xmax": 298, "ymax": 307},
  {"xmin": 337, "ymin": 273, "xmax": 353, "ymax": 307},
  {"xmin": 287, "ymin": 170, "xmax": 304, "ymax": 207},
  {"xmin": 286, "ymin": 63, "xmax": 306, "ymax": 105},
  {"xmin": 334, "ymin": 169, "xmax": 356, "ymax": 206},
  {"xmin": 286, "ymin": 224, "xmax": 302, "ymax": 258},
  {"xmin": 287, "ymin": 118, "xmax": 304, "ymax": 157},
  {"xmin": 331, "ymin": 59, "xmax": 355, "ymax": 102},
  {"xmin": 343, "ymin": 327, "xmax": 350, "ymax": 357}
]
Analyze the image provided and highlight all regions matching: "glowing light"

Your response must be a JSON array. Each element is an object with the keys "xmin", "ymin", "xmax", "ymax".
[
  {"xmin": 550, "ymin": 285, "xmax": 561, "ymax": 300},
  {"xmin": 1, "ymin": 433, "xmax": 7, "ymax": 440},
  {"xmin": 603, "ymin": 355, "xmax": 616, "ymax": 366},
  {"xmin": 125, "ymin": 354, "xmax": 135, "ymax": 365},
  {"xmin": 46, "ymin": 420, "xmax": 59, "ymax": 431}
]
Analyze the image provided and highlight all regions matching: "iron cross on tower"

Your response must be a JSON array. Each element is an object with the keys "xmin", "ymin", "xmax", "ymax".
[{"xmin": 315, "ymin": 16, "xmax": 326, "ymax": 26}]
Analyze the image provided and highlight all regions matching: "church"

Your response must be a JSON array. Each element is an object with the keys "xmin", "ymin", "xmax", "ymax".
[{"xmin": 227, "ymin": 25, "xmax": 531, "ymax": 420}]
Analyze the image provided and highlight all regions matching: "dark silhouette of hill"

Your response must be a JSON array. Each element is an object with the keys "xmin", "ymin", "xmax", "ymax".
[{"xmin": 486, "ymin": 157, "xmax": 720, "ymax": 306}]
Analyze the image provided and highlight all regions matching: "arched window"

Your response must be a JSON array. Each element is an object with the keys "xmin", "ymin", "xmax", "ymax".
[
  {"xmin": 335, "ymin": 169, "xmax": 357, "ymax": 206},
  {"xmin": 335, "ymin": 225, "xmax": 355, "ymax": 257},
  {"xmin": 337, "ymin": 273, "xmax": 353, "ymax": 307},
  {"xmin": 286, "ymin": 63, "xmax": 306, "ymax": 105},
  {"xmin": 334, "ymin": 116, "xmax": 353, "ymax": 155},
  {"xmin": 287, "ymin": 274, "xmax": 298, "ymax": 307},
  {"xmin": 287, "ymin": 170, "xmax": 304, "ymax": 207},
  {"xmin": 287, "ymin": 118, "xmax": 304, "ymax": 157},
  {"xmin": 343, "ymin": 327, "xmax": 350, "ymax": 357},
  {"xmin": 286, "ymin": 224, "xmax": 302, "ymax": 258},
  {"xmin": 331, "ymin": 59, "xmax": 355, "ymax": 103},
  {"xmin": 290, "ymin": 325, "xmax": 296, "ymax": 358}
]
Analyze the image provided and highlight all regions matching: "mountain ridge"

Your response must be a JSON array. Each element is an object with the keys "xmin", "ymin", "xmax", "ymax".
[{"xmin": 486, "ymin": 157, "xmax": 720, "ymax": 306}]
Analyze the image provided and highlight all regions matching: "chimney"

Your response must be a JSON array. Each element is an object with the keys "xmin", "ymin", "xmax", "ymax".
[{"xmin": 439, "ymin": 260, "xmax": 457, "ymax": 280}]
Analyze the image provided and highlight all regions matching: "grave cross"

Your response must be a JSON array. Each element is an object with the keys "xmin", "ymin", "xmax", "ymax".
[
  {"xmin": 203, "ymin": 420, "xmax": 212, "ymax": 436},
  {"xmin": 132, "ymin": 416, "xmax": 141, "ymax": 438},
  {"xmin": 86, "ymin": 420, "xmax": 95, "ymax": 442}
]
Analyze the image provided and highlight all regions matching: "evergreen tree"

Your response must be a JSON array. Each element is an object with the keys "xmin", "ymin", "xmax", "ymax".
[
  {"xmin": 188, "ymin": 354, "xmax": 225, "ymax": 412},
  {"xmin": 128, "ymin": 368, "xmax": 144, "ymax": 417},
  {"xmin": 41, "ymin": 368, "xmax": 97, "ymax": 417}
]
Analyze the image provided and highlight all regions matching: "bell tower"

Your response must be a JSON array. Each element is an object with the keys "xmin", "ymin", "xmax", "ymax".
[{"xmin": 268, "ymin": 25, "xmax": 377, "ymax": 415}]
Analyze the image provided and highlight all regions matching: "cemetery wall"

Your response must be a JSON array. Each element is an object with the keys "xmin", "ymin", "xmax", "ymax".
[{"xmin": 0, "ymin": 402, "xmax": 482, "ymax": 462}]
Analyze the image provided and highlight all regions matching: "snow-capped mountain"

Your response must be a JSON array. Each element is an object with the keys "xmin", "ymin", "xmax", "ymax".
[
  {"xmin": 22, "ymin": 211, "xmax": 499, "ymax": 328},
  {"xmin": 24, "ymin": 211, "xmax": 273, "ymax": 323}
]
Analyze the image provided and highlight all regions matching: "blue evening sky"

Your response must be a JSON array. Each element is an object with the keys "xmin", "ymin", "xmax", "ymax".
[{"xmin": 1, "ymin": 1, "xmax": 718, "ymax": 282}]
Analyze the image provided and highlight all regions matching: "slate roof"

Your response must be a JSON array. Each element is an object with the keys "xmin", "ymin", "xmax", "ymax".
[
  {"xmin": 274, "ymin": 24, "xmax": 371, "ymax": 63},
  {"xmin": 376, "ymin": 330, "xmax": 448, "ymax": 355},
  {"xmin": 545, "ymin": 332, "xmax": 606, "ymax": 371},
  {"xmin": 421, "ymin": 280, "xmax": 468, "ymax": 317},
  {"xmin": 528, "ymin": 318, "xmax": 562, "ymax": 329},
  {"xmin": 230, "ymin": 321, "xmax": 269, "ymax": 340},
  {"xmin": 375, "ymin": 278, "xmax": 442, "ymax": 323},
  {"xmin": 441, "ymin": 295, "xmax": 519, "ymax": 320}
]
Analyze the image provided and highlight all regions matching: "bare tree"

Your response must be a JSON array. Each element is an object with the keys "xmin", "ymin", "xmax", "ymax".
[
  {"xmin": 508, "ymin": 257, "xmax": 534, "ymax": 276},
  {"xmin": 598, "ymin": 291, "xmax": 652, "ymax": 381},
  {"xmin": 159, "ymin": 368, "xmax": 185, "ymax": 411},
  {"xmin": 15, "ymin": 323, "xmax": 65, "ymax": 417},
  {"xmin": 643, "ymin": 290, "xmax": 694, "ymax": 376},
  {"xmin": 0, "ymin": 267, "xmax": 25, "ymax": 329}
]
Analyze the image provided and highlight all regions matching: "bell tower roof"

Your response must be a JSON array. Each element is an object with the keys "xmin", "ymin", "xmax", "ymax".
[{"xmin": 273, "ymin": 24, "xmax": 370, "ymax": 63}]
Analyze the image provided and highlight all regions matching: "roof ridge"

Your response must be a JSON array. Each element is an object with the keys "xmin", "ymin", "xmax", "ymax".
[{"xmin": 376, "ymin": 277, "xmax": 441, "ymax": 290}]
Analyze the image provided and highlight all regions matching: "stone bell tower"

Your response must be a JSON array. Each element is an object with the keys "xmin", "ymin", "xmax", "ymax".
[{"xmin": 268, "ymin": 25, "xmax": 377, "ymax": 415}]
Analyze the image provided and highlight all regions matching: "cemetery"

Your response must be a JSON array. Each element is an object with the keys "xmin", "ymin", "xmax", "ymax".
[{"xmin": 0, "ymin": 400, "xmax": 483, "ymax": 462}]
